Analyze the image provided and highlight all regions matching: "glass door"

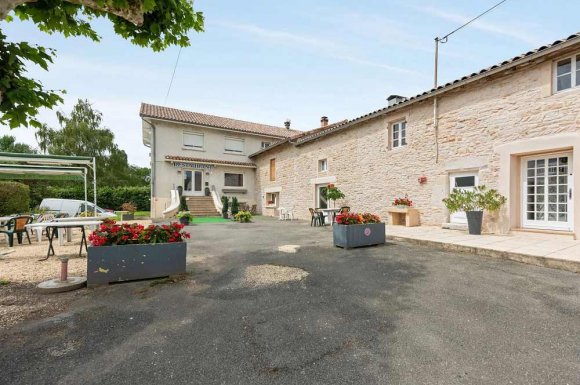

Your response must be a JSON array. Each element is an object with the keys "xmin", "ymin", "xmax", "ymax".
[
  {"xmin": 315, "ymin": 184, "xmax": 328, "ymax": 209},
  {"xmin": 183, "ymin": 170, "xmax": 203, "ymax": 196},
  {"xmin": 449, "ymin": 172, "xmax": 479, "ymax": 224},
  {"xmin": 522, "ymin": 153, "xmax": 573, "ymax": 231}
]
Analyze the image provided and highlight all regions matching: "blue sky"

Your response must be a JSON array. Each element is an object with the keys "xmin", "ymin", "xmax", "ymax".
[{"xmin": 2, "ymin": 0, "xmax": 579, "ymax": 166}]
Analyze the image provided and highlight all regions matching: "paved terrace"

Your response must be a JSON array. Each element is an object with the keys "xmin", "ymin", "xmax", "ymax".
[
  {"xmin": 386, "ymin": 225, "xmax": 580, "ymax": 273},
  {"xmin": 1, "ymin": 217, "xmax": 579, "ymax": 385}
]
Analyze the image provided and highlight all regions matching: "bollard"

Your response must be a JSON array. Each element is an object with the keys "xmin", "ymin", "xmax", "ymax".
[{"xmin": 59, "ymin": 257, "xmax": 69, "ymax": 282}]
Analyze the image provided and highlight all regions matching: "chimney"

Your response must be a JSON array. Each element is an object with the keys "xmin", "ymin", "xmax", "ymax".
[
  {"xmin": 387, "ymin": 95, "xmax": 406, "ymax": 107},
  {"xmin": 284, "ymin": 119, "xmax": 291, "ymax": 129},
  {"xmin": 320, "ymin": 116, "xmax": 329, "ymax": 127}
]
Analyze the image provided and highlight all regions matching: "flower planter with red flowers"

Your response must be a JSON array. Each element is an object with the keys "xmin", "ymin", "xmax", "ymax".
[
  {"xmin": 87, "ymin": 221, "xmax": 190, "ymax": 287},
  {"xmin": 333, "ymin": 213, "xmax": 385, "ymax": 249}
]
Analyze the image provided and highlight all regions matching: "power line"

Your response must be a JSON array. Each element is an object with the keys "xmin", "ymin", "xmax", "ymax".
[
  {"xmin": 437, "ymin": 0, "xmax": 509, "ymax": 43},
  {"xmin": 164, "ymin": 46, "xmax": 183, "ymax": 105}
]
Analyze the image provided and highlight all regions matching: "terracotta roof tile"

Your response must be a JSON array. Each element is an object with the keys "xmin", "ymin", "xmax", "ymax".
[
  {"xmin": 141, "ymin": 103, "xmax": 300, "ymax": 138},
  {"xmin": 165, "ymin": 155, "xmax": 256, "ymax": 168}
]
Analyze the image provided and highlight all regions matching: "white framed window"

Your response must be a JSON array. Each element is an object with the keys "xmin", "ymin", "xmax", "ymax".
[
  {"xmin": 224, "ymin": 173, "xmax": 244, "ymax": 187},
  {"xmin": 554, "ymin": 54, "xmax": 580, "ymax": 92},
  {"xmin": 266, "ymin": 192, "xmax": 279, "ymax": 207},
  {"xmin": 392, "ymin": 121, "xmax": 407, "ymax": 148},
  {"xmin": 261, "ymin": 141, "xmax": 271, "ymax": 149},
  {"xmin": 225, "ymin": 137, "xmax": 245, "ymax": 153},
  {"xmin": 183, "ymin": 132, "xmax": 204, "ymax": 150},
  {"xmin": 318, "ymin": 158, "xmax": 328, "ymax": 172}
]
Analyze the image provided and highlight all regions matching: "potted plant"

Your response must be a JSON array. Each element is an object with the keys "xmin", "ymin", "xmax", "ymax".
[
  {"xmin": 221, "ymin": 196, "xmax": 229, "ymax": 219},
  {"xmin": 333, "ymin": 212, "xmax": 385, "ymax": 249},
  {"xmin": 392, "ymin": 195, "xmax": 413, "ymax": 209},
  {"xmin": 231, "ymin": 197, "xmax": 239, "ymax": 217},
  {"xmin": 234, "ymin": 210, "xmax": 252, "ymax": 223},
  {"xmin": 87, "ymin": 220, "xmax": 190, "ymax": 287},
  {"xmin": 179, "ymin": 196, "xmax": 188, "ymax": 211},
  {"xmin": 176, "ymin": 211, "xmax": 193, "ymax": 226},
  {"xmin": 119, "ymin": 202, "xmax": 136, "ymax": 220},
  {"xmin": 442, "ymin": 185, "xmax": 507, "ymax": 235},
  {"xmin": 324, "ymin": 184, "xmax": 345, "ymax": 208}
]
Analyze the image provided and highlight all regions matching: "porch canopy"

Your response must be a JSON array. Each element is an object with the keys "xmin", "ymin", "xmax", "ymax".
[{"xmin": 0, "ymin": 152, "xmax": 97, "ymax": 215}]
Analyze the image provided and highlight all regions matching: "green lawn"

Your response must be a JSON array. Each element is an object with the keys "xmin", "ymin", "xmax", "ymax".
[{"xmin": 113, "ymin": 211, "xmax": 150, "ymax": 220}]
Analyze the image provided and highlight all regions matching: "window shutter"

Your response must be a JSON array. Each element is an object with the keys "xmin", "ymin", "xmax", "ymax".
[
  {"xmin": 184, "ymin": 132, "xmax": 203, "ymax": 148},
  {"xmin": 225, "ymin": 138, "xmax": 244, "ymax": 153}
]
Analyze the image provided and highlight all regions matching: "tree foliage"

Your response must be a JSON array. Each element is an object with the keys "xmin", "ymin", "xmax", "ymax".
[
  {"xmin": 35, "ymin": 98, "xmax": 149, "ymax": 187},
  {"xmin": 0, "ymin": 0, "xmax": 204, "ymax": 128},
  {"xmin": 0, "ymin": 134, "xmax": 36, "ymax": 153}
]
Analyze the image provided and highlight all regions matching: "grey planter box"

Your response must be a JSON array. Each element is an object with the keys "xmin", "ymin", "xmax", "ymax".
[
  {"xmin": 333, "ymin": 223, "xmax": 386, "ymax": 249},
  {"xmin": 121, "ymin": 213, "xmax": 134, "ymax": 221},
  {"xmin": 87, "ymin": 242, "xmax": 187, "ymax": 287}
]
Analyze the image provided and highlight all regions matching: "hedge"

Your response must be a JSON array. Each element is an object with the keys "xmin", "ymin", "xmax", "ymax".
[
  {"xmin": 45, "ymin": 186, "xmax": 150, "ymax": 211},
  {"xmin": 0, "ymin": 181, "xmax": 30, "ymax": 215}
]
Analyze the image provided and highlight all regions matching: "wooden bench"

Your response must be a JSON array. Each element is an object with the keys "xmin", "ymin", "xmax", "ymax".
[{"xmin": 386, "ymin": 207, "xmax": 420, "ymax": 227}]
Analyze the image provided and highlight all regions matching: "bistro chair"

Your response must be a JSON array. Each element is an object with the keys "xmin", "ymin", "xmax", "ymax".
[
  {"xmin": 309, "ymin": 208, "xmax": 322, "ymax": 226},
  {"xmin": 0, "ymin": 215, "xmax": 33, "ymax": 247},
  {"xmin": 29, "ymin": 213, "xmax": 55, "ymax": 242},
  {"xmin": 340, "ymin": 206, "xmax": 351, "ymax": 214}
]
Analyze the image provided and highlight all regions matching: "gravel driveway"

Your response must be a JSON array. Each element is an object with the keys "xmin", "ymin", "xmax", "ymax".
[{"xmin": 1, "ymin": 217, "xmax": 578, "ymax": 385}]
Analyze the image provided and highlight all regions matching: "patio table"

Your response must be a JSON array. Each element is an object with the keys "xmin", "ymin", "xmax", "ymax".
[
  {"xmin": 26, "ymin": 220, "xmax": 102, "ymax": 261},
  {"xmin": 318, "ymin": 208, "xmax": 342, "ymax": 225},
  {"xmin": 52, "ymin": 216, "xmax": 103, "ymax": 244}
]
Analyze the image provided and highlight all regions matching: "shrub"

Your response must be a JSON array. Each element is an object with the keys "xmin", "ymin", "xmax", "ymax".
[
  {"xmin": 42, "ymin": 185, "xmax": 150, "ymax": 211},
  {"xmin": 335, "ymin": 212, "xmax": 381, "ymax": 225},
  {"xmin": 0, "ymin": 181, "xmax": 30, "ymax": 215},
  {"xmin": 176, "ymin": 211, "xmax": 193, "ymax": 220},
  {"xmin": 234, "ymin": 210, "xmax": 252, "ymax": 223},
  {"xmin": 121, "ymin": 202, "xmax": 137, "ymax": 213},
  {"xmin": 88, "ymin": 220, "xmax": 190, "ymax": 246},
  {"xmin": 179, "ymin": 195, "xmax": 188, "ymax": 211},
  {"xmin": 443, "ymin": 185, "xmax": 507, "ymax": 213},
  {"xmin": 221, "ymin": 196, "xmax": 229, "ymax": 215},
  {"xmin": 231, "ymin": 197, "xmax": 239, "ymax": 216}
]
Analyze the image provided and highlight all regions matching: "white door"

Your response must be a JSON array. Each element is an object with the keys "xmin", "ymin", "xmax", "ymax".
[
  {"xmin": 449, "ymin": 172, "xmax": 479, "ymax": 224},
  {"xmin": 315, "ymin": 184, "xmax": 328, "ymax": 209},
  {"xmin": 183, "ymin": 170, "xmax": 203, "ymax": 196},
  {"xmin": 522, "ymin": 153, "xmax": 574, "ymax": 231}
]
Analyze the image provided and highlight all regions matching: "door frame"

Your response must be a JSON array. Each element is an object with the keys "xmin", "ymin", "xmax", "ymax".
[
  {"xmin": 448, "ymin": 171, "xmax": 480, "ymax": 225},
  {"xmin": 182, "ymin": 169, "xmax": 204, "ymax": 196},
  {"xmin": 520, "ymin": 152, "xmax": 574, "ymax": 231}
]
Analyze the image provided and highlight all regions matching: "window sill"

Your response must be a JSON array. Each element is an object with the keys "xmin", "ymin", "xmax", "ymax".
[
  {"xmin": 552, "ymin": 86, "xmax": 580, "ymax": 96},
  {"xmin": 223, "ymin": 151, "xmax": 246, "ymax": 156},
  {"xmin": 265, "ymin": 205, "xmax": 278, "ymax": 209},
  {"xmin": 182, "ymin": 147, "xmax": 205, "ymax": 152},
  {"xmin": 390, "ymin": 145, "xmax": 407, "ymax": 151},
  {"xmin": 222, "ymin": 188, "xmax": 247, "ymax": 194}
]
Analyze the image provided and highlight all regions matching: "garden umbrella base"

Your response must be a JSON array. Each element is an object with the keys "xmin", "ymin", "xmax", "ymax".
[{"xmin": 37, "ymin": 277, "xmax": 86, "ymax": 293}]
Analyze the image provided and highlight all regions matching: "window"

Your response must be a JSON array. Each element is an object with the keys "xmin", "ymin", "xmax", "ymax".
[
  {"xmin": 266, "ymin": 192, "xmax": 279, "ymax": 207},
  {"xmin": 261, "ymin": 141, "xmax": 271, "ymax": 149},
  {"xmin": 554, "ymin": 54, "xmax": 580, "ymax": 92},
  {"xmin": 183, "ymin": 132, "xmax": 204, "ymax": 150},
  {"xmin": 318, "ymin": 159, "xmax": 328, "ymax": 172},
  {"xmin": 270, "ymin": 158, "xmax": 276, "ymax": 181},
  {"xmin": 225, "ymin": 137, "xmax": 245, "ymax": 153},
  {"xmin": 224, "ymin": 173, "xmax": 243, "ymax": 187},
  {"xmin": 392, "ymin": 121, "xmax": 407, "ymax": 148}
]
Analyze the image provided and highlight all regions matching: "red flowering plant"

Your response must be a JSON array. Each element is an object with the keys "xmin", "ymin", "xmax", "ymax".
[
  {"xmin": 89, "ymin": 220, "xmax": 190, "ymax": 247},
  {"xmin": 393, "ymin": 194, "xmax": 413, "ymax": 207},
  {"xmin": 335, "ymin": 212, "xmax": 382, "ymax": 225}
]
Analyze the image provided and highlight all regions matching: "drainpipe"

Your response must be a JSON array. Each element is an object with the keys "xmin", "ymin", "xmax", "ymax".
[
  {"xmin": 433, "ymin": 37, "xmax": 440, "ymax": 164},
  {"xmin": 143, "ymin": 118, "xmax": 156, "ymax": 216}
]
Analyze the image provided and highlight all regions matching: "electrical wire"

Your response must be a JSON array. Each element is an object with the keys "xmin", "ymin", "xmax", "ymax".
[
  {"xmin": 438, "ymin": 0, "xmax": 509, "ymax": 43},
  {"xmin": 164, "ymin": 46, "xmax": 183, "ymax": 105}
]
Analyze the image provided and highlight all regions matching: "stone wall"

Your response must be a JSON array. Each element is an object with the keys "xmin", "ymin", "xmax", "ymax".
[{"xmin": 253, "ymin": 54, "xmax": 580, "ymax": 233}]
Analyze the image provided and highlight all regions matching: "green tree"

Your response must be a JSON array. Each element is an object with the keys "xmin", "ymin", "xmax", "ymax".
[
  {"xmin": 0, "ymin": 135, "xmax": 36, "ymax": 153},
  {"xmin": 35, "ymin": 98, "xmax": 145, "ymax": 187},
  {"xmin": 0, "ymin": 0, "xmax": 204, "ymax": 129}
]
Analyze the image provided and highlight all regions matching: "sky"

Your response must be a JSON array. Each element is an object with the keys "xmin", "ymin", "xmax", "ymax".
[{"xmin": 1, "ymin": 0, "xmax": 579, "ymax": 166}]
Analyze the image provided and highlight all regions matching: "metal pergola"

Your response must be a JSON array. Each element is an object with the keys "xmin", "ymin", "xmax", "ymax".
[{"xmin": 0, "ymin": 152, "xmax": 97, "ymax": 215}]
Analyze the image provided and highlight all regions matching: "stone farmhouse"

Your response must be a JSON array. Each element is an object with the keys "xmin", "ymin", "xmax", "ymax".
[{"xmin": 143, "ymin": 32, "xmax": 580, "ymax": 239}]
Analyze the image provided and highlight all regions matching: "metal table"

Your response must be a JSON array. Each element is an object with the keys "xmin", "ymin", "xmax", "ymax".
[{"xmin": 26, "ymin": 220, "xmax": 102, "ymax": 260}]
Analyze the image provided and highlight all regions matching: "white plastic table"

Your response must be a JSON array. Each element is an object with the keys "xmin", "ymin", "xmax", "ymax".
[
  {"xmin": 26, "ymin": 220, "xmax": 102, "ymax": 260},
  {"xmin": 318, "ymin": 208, "xmax": 342, "ymax": 225}
]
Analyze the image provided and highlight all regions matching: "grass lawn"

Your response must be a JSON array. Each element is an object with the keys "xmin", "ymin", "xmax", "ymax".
[
  {"xmin": 113, "ymin": 211, "xmax": 150, "ymax": 220},
  {"xmin": 190, "ymin": 216, "xmax": 229, "ymax": 224}
]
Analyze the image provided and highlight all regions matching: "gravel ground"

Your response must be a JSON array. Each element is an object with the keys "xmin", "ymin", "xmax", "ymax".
[{"xmin": 243, "ymin": 264, "xmax": 309, "ymax": 287}]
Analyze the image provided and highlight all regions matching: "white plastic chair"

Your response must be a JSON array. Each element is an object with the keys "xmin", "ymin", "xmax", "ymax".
[
  {"xmin": 278, "ymin": 207, "xmax": 288, "ymax": 220},
  {"xmin": 286, "ymin": 207, "xmax": 295, "ymax": 221}
]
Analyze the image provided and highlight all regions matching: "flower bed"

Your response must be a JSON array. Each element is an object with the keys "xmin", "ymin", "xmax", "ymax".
[
  {"xmin": 333, "ymin": 212, "xmax": 385, "ymax": 249},
  {"xmin": 87, "ymin": 220, "xmax": 190, "ymax": 287}
]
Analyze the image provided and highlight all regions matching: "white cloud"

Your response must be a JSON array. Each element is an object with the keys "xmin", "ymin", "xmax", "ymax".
[
  {"xmin": 211, "ymin": 20, "xmax": 420, "ymax": 75},
  {"xmin": 412, "ymin": 5, "xmax": 543, "ymax": 46}
]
